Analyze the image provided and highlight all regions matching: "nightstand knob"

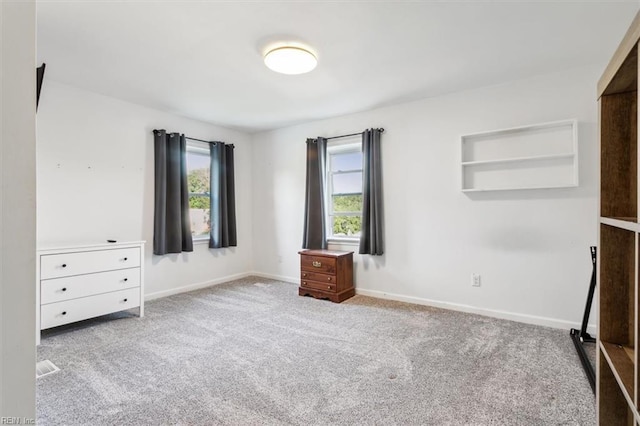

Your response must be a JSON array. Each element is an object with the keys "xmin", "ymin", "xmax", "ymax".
[
  {"xmin": 124, "ymin": 278, "xmax": 128, "ymax": 282},
  {"xmin": 61, "ymin": 311, "xmax": 67, "ymax": 316},
  {"xmin": 123, "ymin": 298, "xmax": 128, "ymax": 302},
  {"xmin": 327, "ymin": 286, "xmax": 331, "ymax": 289},
  {"xmin": 303, "ymin": 281, "xmax": 307, "ymax": 285},
  {"xmin": 123, "ymin": 257, "xmax": 128, "ymax": 261},
  {"xmin": 61, "ymin": 264, "xmax": 67, "ymax": 268},
  {"xmin": 302, "ymin": 273, "xmax": 307, "ymax": 277},
  {"xmin": 327, "ymin": 277, "xmax": 332, "ymax": 281},
  {"xmin": 61, "ymin": 287, "xmax": 67, "ymax": 292}
]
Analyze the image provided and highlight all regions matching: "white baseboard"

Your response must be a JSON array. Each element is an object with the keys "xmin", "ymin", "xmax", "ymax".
[
  {"xmin": 145, "ymin": 272, "xmax": 253, "ymax": 301},
  {"xmin": 249, "ymin": 271, "xmax": 298, "ymax": 284},
  {"xmin": 355, "ymin": 288, "xmax": 596, "ymax": 334}
]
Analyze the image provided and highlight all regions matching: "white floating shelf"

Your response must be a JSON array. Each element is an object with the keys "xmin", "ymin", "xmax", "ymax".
[
  {"xmin": 461, "ymin": 119, "xmax": 578, "ymax": 192},
  {"xmin": 462, "ymin": 184, "xmax": 576, "ymax": 193},
  {"xmin": 461, "ymin": 152, "xmax": 575, "ymax": 167}
]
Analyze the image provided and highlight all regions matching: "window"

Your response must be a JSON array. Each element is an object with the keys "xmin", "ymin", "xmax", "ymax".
[
  {"xmin": 326, "ymin": 142, "xmax": 363, "ymax": 241},
  {"xmin": 186, "ymin": 141, "xmax": 210, "ymax": 240}
]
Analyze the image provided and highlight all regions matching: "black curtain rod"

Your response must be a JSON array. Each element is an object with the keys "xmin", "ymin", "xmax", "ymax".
[
  {"xmin": 320, "ymin": 128, "xmax": 385, "ymax": 141},
  {"xmin": 153, "ymin": 130, "xmax": 234, "ymax": 147},
  {"xmin": 185, "ymin": 136, "xmax": 234, "ymax": 148},
  {"xmin": 185, "ymin": 136, "xmax": 213, "ymax": 144}
]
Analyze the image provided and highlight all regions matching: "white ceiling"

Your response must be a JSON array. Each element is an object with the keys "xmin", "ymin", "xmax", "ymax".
[{"xmin": 37, "ymin": 0, "xmax": 639, "ymax": 133}]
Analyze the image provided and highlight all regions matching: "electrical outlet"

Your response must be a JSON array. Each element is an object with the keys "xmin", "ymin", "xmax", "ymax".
[{"xmin": 472, "ymin": 273, "xmax": 481, "ymax": 287}]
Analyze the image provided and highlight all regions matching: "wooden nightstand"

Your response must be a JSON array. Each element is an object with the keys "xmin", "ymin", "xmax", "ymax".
[{"xmin": 298, "ymin": 249, "xmax": 354, "ymax": 303}]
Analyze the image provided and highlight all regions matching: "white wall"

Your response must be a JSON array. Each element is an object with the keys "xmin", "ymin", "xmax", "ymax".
[
  {"xmin": 251, "ymin": 65, "xmax": 600, "ymax": 330},
  {"xmin": 37, "ymin": 64, "xmax": 601, "ymax": 331},
  {"xmin": 37, "ymin": 81, "xmax": 253, "ymax": 297},
  {"xmin": 1, "ymin": 0, "xmax": 36, "ymax": 419}
]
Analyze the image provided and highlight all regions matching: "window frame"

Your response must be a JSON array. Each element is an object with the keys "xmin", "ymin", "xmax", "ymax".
[
  {"xmin": 186, "ymin": 140, "xmax": 211, "ymax": 243},
  {"xmin": 325, "ymin": 139, "xmax": 363, "ymax": 244}
]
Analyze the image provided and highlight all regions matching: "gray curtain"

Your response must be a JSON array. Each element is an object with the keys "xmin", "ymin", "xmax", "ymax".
[
  {"xmin": 302, "ymin": 137, "xmax": 327, "ymax": 249},
  {"xmin": 209, "ymin": 142, "xmax": 237, "ymax": 248},
  {"xmin": 359, "ymin": 128, "xmax": 384, "ymax": 255},
  {"xmin": 153, "ymin": 129, "xmax": 193, "ymax": 255}
]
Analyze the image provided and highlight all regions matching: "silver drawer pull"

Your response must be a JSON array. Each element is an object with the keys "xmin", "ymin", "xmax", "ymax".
[{"xmin": 312, "ymin": 261, "xmax": 321, "ymax": 268}]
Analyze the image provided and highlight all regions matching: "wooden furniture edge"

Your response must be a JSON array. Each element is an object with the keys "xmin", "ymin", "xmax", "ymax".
[
  {"xmin": 298, "ymin": 286, "xmax": 355, "ymax": 303},
  {"xmin": 298, "ymin": 249, "xmax": 353, "ymax": 257},
  {"xmin": 601, "ymin": 341, "xmax": 636, "ymax": 403},
  {"xmin": 601, "ymin": 216, "xmax": 640, "ymax": 233},
  {"xmin": 598, "ymin": 10, "xmax": 640, "ymax": 98}
]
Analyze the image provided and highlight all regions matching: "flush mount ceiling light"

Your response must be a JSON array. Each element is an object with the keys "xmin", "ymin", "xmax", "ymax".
[{"xmin": 264, "ymin": 46, "xmax": 317, "ymax": 75}]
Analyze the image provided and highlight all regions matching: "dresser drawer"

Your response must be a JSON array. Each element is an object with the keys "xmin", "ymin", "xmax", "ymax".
[
  {"xmin": 40, "ymin": 247, "xmax": 141, "ymax": 279},
  {"xmin": 300, "ymin": 255, "xmax": 336, "ymax": 274},
  {"xmin": 301, "ymin": 279, "xmax": 336, "ymax": 293},
  {"xmin": 41, "ymin": 287, "xmax": 140, "ymax": 330},
  {"xmin": 41, "ymin": 267, "xmax": 140, "ymax": 304},
  {"xmin": 301, "ymin": 270, "xmax": 336, "ymax": 283}
]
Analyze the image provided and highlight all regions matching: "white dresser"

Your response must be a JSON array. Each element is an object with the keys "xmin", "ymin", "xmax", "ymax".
[{"xmin": 36, "ymin": 241, "xmax": 145, "ymax": 344}]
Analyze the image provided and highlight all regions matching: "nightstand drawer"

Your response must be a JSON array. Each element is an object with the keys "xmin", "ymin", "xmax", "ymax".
[
  {"xmin": 301, "ymin": 270, "xmax": 335, "ymax": 283},
  {"xmin": 40, "ymin": 247, "xmax": 140, "ymax": 279},
  {"xmin": 301, "ymin": 255, "xmax": 336, "ymax": 274},
  {"xmin": 41, "ymin": 267, "xmax": 140, "ymax": 304},
  {"xmin": 41, "ymin": 288, "xmax": 140, "ymax": 330},
  {"xmin": 301, "ymin": 279, "xmax": 336, "ymax": 293}
]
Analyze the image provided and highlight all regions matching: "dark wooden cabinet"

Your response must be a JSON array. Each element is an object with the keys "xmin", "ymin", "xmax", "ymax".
[{"xmin": 298, "ymin": 249, "xmax": 354, "ymax": 303}]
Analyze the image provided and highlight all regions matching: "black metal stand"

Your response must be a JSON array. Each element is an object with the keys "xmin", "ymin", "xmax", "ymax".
[{"xmin": 570, "ymin": 246, "xmax": 597, "ymax": 393}]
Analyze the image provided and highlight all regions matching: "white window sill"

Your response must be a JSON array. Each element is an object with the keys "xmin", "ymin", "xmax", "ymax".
[
  {"xmin": 327, "ymin": 238, "xmax": 360, "ymax": 246},
  {"xmin": 193, "ymin": 237, "xmax": 209, "ymax": 245}
]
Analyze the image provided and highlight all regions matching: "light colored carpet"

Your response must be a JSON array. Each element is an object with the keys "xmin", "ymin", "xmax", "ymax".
[{"xmin": 37, "ymin": 277, "xmax": 595, "ymax": 425}]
